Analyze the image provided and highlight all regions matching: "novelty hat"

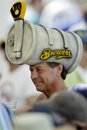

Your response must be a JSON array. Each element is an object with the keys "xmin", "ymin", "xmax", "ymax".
[{"xmin": 5, "ymin": 1, "xmax": 83, "ymax": 74}]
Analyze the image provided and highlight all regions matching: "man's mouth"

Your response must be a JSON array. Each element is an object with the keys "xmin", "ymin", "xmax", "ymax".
[{"xmin": 34, "ymin": 81, "xmax": 43, "ymax": 86}]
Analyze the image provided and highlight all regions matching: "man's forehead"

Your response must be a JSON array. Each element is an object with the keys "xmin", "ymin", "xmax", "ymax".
[{"xmin": 30, "ymin": 63, "xmax": 47, "ymax": 68}]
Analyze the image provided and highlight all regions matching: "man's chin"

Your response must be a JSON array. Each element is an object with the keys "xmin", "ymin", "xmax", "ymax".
[{"xmin": 35, "ymin": 85, "xmax": 44, "ymax": 92}]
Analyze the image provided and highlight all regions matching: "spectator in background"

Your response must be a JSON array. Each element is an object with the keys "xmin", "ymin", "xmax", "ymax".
[
  {"xmin": 69, "ymin": 83, "xmax": 87, "ymax": 100},
  {"xmin": 32, "ymin": 91, "xmax": 87, "ymax": 130},
  {"xmin": 25, "ymin": 0, "xmax": 43, "ymax": 24},
  {"xmin": 0, "ymin": 103, "xmax": 13, "ymax": 130},
  {"xmin": 75, "ymin": 0, "xmax": 87, "ymax": 23},
  {"xmin": 39, "ymin": 0, "xmax": 86, "ymax": 30},
  {"xmin": 14, "ymin": 112, "xmax": 55, "ymax": 130},
  {"xmin": 65, "ymin": 30, "xmax": 87, "ymax": 87},
  {"xmin": 0, "ymin": 41, "xmax": 41, "ymax": 114},
  {"xmin": 0, "ymin": 40, "xmax": 10, "ymax": 80}
]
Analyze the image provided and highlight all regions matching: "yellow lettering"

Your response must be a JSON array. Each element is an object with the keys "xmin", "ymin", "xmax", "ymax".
[
  {"xmin": 40, "ymin": 49, "xmax": 51, "ymax": 60},
  {"xmin": 40, "ymin": 48, "xmax": 72, "ymax": 60}
]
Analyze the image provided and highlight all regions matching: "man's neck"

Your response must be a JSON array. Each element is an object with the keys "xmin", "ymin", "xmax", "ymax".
[{"xmin": 44, "ymin": 81, "xmax": 67, "ymax": 98}]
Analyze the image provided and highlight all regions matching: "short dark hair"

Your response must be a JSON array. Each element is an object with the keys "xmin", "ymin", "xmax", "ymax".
[{"xmin": 46, "ymin": 62, "xmax": 67, "ymax": 80}]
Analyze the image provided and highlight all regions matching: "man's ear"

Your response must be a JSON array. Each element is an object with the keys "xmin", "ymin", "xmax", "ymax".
[
  {"xmin": 56, "ymin": 64, "xmax": 63, "ymax": 76},
  {"xmin": 84, "ymin": 45, "xmax": 87, "ymax": 51}
]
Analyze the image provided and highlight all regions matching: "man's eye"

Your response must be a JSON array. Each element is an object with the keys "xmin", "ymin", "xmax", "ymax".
[
  {"xmin": 30, "ymin": 68, "xmax": 33, "ymax": 72},
  {"xmin": 37, "ymin": 69, "xmax": 42, "ymax": 72}
]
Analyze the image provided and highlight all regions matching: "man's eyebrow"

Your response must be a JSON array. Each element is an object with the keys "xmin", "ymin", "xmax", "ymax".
[{"xmin": 30, "ymin": 66, "xmax": 34, "ymax": 70}]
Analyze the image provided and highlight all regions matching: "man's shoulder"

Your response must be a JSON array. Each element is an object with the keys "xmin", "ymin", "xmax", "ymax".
[{"xmin": 36, "ymin": 94, "xmax": 47, "ymax": 102}]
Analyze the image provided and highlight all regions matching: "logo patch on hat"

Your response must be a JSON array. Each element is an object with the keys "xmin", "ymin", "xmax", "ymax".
[
  {"xmin": 40, "ymin": 48, "xmax": 72, "ymax": 60},
  {"xmin": 10, "ymin": 1, "xmax": 26, "ymax": 21}
]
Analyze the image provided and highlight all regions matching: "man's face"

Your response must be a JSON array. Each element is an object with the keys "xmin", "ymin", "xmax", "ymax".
[{"xmin": 29, "ymin": 63, "xmax": 58, "ymax": 94}]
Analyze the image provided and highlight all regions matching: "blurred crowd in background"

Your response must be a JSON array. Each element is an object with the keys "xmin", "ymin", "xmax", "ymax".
[{"xmin": 1, "ymin": 0, "xmax": 87, "ymax": 130}]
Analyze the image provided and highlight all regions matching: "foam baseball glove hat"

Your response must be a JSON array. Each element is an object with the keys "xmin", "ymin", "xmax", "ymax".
[{"xmin": 5, "ymin": 1, "xmax": 83, "ymax": 74}]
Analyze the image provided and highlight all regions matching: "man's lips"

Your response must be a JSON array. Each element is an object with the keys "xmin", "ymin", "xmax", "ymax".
[{"xmin": 34, "ymin": 81, "xmax": 43, "ymax": 86}]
